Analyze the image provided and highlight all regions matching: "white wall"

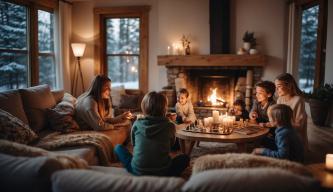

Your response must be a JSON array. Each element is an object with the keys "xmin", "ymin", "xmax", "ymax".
[{"xmin": 70, "ymin": 0, "xmax": 287, "ymax": 94}]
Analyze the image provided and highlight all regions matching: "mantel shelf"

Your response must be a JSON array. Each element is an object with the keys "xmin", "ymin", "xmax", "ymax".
[{"xmin": 157, "ymin": 54, "xmax": 266, "ymax": 67}]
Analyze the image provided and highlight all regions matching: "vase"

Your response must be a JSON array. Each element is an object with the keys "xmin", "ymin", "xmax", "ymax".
[
  {"xmin": 243, "ymin": 42, "xmax": 251, "ymax": 51},
  {"xmin": 249, "ymin": 49, "xmax": 258, "ymax": 55}
]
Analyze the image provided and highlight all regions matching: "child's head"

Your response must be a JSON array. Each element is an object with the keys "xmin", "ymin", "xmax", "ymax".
[
  {"xmin": 275, "ymin": 73, "xmax": 302, "ymax": 97},
  {"xmin": 268, "ymin": 104, "xmax": 293, "ymax": 127},
  {"xmin": 255, "ymin": 81, "xmax": 275, "ymax": 103},
  {"xmin": 141, "ymin": 91, "xmax": 168, "ymax": 117},
  {"xmin": 177, "ymin": 88, "xmax": 189, "ymax": 105},
  {"xmin": 233, "ymin": 99, "xmax": 246, "ymax": 113}
]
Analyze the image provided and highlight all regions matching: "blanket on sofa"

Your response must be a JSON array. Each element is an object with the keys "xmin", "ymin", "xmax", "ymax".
[
  {"xmin": 35, "ymin": 131, "xmax": 114, "ymax": 166},
  {"xmin": 0, "ymin": 139, "xmax": 88, "ymax": 169}
]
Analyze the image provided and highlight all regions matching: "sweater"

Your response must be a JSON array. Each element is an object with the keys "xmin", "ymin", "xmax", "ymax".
[
  {"xmin": 175, "ymin": 101, "xmax": 196, "ymax": 123},
  {"xmin": 277, "ymin": 95, "xmax": 308, "ymax": 147},
  {"xmin": 131, "ymin": 116, "xmax": 175, "ymax": 176},
  {"xmin": 250, "ymin": 100, "xmax": 276, "ymax": 123},
  {"xmin": 75, "ymin": 94, "xmax": 123, "ymax": 131},
  {"xmin": 262, "ymin": 126, "xmax": 304, "ymax": 163}
]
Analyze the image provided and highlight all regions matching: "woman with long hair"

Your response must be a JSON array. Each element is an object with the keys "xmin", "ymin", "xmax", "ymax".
[{"xmin": 75, "ymin": 75, "xmax": 132, "ymax": 131}]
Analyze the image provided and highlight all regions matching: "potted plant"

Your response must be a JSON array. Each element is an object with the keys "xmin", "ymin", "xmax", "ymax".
[
  {"xmin": 305, "ymin": 84, "xmax": 333, "ymax": 126},
  {"xmin": 242, "ymin": 31, "xmax": 256, "ymax": 51}
]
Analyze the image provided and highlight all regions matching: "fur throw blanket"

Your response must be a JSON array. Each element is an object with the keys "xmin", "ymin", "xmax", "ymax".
[
  {"xmin": 0, "ymin": 139, "xmax": 88, "ymax": 169},
  {"xmin": 192, "ymin": 153, "xmax": 312, "ymax": 177},
  {"xmin": 35, "ymin": 131, "xmax": 114, "ymax": 166}
]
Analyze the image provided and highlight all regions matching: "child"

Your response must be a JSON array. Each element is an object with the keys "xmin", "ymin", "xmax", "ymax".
[
  {"xmin": 175, "ymin": 88, "xmax": 196, "ymax": 124},
  {"xmin": 252, "ymin": 104, "xmax": 304, "ymax": 163},
  {"xmin": 114, "ymin": 91, "xmax": 189, "ymax": 176},
  {"xmin": 229, "ymin": 99, "xmax": 249, "ymax": 121},
  {"xmin": 275, "ymin": 73, "xmax": 308, "ymax": 148},
  {"xmin": 249, "ymin": 81, "xmax": 276, "ymax": 126}
]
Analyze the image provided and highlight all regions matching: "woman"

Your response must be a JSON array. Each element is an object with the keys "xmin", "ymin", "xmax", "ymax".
[{"xmin": 75, "ymin": 75, "xmax": 132, "ymax": 131}]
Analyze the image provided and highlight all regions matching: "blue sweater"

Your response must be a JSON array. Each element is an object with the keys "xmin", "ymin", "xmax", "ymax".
[{"xmin": 262, "ymin": 126, "xmax": 304, "ymax": 163}]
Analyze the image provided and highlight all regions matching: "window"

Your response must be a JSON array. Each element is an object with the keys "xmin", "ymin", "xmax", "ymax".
[
  {"xmin": 0, "ymin": 0, "xmax": 58, "ymax": 91},
  {"xmin": 295, "ymin": 0, "xmax": 327, "ymax": 92},
  {"xmin": 94, "ymin": 6, "xmax": 149, "ymax": 92},
  {"xmin": 106, "ymin": 18, "xmax": 140, "ymax": 89}
]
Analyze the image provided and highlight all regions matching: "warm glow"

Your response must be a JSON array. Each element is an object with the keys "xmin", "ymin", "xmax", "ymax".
[
  {"xmin": 207, "ymin": 88, "xmax": 225, "ymax": 106},
  {"xmin": 71, "ymin": 43, "xmax": 86, "ymax": 57}
]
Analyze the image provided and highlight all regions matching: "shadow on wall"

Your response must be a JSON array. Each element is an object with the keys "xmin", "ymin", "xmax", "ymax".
[{"xmin": 262, "ymin": 55, "xmax": 284, "ymax": 81}]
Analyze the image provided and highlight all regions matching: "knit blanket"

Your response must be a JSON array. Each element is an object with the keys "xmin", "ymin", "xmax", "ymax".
[
  {"xmin": 0, "ymin": 139, "xmax": 88, "ymax": 169},
  {"xmin": 35, "ymin": 131, "xmax": 114, "ymax": 166}
]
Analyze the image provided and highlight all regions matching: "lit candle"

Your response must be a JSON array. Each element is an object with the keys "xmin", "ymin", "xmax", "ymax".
[
  {"xmin": 167, "ymin": 46, "xmax": 171, "ymax": 55},
  {"xmin": 326, "ymin": 154, "xmax": 333, "ymax": 171},
  {"xmin": 204, "ymin": 118, "xmax": 209, "ymax": 127},
  {"xmin": 212, "ymin": 110, "xmax": 219, "ymax": 123}
]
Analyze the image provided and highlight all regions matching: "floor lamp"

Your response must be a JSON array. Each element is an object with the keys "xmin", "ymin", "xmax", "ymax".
[{"xmin": 71, "ymin": 43, "xmax": 86, "ymax": 96}]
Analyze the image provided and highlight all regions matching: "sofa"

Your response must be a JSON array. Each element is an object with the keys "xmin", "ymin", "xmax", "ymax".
[
  {"xmin": 0, "ymin": 84, "xmax": 130, "ymax": 165},
  {"xmin": 0, "ymin": 152, "xmax": 320, "ymax": 192}
]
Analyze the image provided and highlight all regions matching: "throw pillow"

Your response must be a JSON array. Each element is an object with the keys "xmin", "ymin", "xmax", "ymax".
[
  {"xmin": 19, "ymin": 84, "xmax": 57, "ymax": 132},
  {"xmin": 52, "ymin": 169, "xmax": 185, "ymax": 192},
  {"xmin": 182, "ymin": 168, "xmax": 319, "ymax": 192},
  {"xmin": 192, "ymin": 153, "xmax": 312, "ymax": 177},
  {"xmin": 111, "ymin": 85, "xmax": 125, "ymax": 107},
  {"xmin": 52, "ymin": 89, "xmax": 65, "ymax": 103},
  {"xmin": 119, "ymin": 94, "xmax": 139, "ymax": 109},
  {"xmin": 47, "ymin": 93, "xmax": 79, "ymax": 133},
  {"xmin": 0, "ymin": 89, "xmax": 29, "ymax": 125},
  {"xmin": 0, "ymin": 108, "xmax": 38, "ymax": 144}
]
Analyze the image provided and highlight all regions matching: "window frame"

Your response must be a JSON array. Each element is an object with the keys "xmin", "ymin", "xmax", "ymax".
[
  {"xmin": 294, "ymin": 0, "xmax": 327, "ymax": 89},
  {"xmin": 94, "ymin": 6, "xmax": 150, "ymax": 93},
  {"xmin": 1, "ymin": 0, "xmax": 58, "ymax": 88}
]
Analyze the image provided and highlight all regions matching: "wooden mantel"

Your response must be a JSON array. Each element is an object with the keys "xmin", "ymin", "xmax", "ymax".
[{"xmin": 157, "ymin": 54, "xmax": 266, "ymax": 67}]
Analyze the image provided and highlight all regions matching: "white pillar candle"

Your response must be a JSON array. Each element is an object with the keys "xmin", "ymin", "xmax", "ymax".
[
  {"xmin": 167, "ymin": 46, "xmax": 171, "ymax": 55},
  {"xmin": 212, "ymin": 110, "xmax": 219, "ymax": 123},
  {"xmin": 204, "ymin": 118, "xmax": 210, "ymax": 127},
  {"xmin": 326, "ymin": 154, "xmax": 333, "ymax": 171}
]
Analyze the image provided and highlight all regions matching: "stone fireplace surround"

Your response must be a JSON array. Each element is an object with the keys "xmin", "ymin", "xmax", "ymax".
[{"xmin": 158, "ymin": 54, "xmax": 266, "ymax": 118}]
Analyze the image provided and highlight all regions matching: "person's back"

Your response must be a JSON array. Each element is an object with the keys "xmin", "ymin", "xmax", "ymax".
[{"xmin": 131, "ymin": 116, "xmax": 174, "ymax": 175}]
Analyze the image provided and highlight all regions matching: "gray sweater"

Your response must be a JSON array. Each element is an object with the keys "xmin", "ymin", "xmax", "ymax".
[{"xmin": 175, "ymin": 101, "xmax": 196, "ymax": 123}]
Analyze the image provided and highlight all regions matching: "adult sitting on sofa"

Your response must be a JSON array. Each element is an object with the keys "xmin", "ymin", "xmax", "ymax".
[{"xmin": 0, "ymin": 84, "xmax": 129, "ymax": 166}]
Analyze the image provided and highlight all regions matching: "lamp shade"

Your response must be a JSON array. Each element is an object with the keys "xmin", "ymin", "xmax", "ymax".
[{"xmin": 71, "ymin": 43, "xmax": 86, "ymax": 57}]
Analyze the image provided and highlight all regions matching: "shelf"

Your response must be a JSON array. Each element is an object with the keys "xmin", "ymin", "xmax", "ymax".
[{"xmin": 157, "ymin": 54, "xmax": 266, "ymax": 67}]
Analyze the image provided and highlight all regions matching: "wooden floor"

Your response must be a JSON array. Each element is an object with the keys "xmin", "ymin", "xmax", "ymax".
[{"xmin": 306, "ymin": 118, "xmax": 333, "ymax": 164}]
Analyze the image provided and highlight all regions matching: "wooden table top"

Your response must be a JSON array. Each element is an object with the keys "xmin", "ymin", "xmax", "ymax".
[{"xmin": 175, "ymin": 123, "xmax": 269, "ymax": 143}]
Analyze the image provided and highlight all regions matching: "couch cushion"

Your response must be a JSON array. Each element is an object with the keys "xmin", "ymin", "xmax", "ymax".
[
  {"xmin": 192, "ymin": 153, "xmax": 312, "ymax": 177},
  {"xmin": 52, "ymin": 146, "xmax": 98, "ymax": 166},
  {"xmin": 90, "ymin": 166, "xmax": 132, "ymax": 176},
  {"xmin": 182, "ymin": 168, "xmax": 319, "ymax": 192},
  {"xmin": 47, "ymin": 93, "xmax": 79, "ymax": 133},
  {"xmin": 0, "ymin": 108, "xmax": 38, "ymax": 144},
  {"xmin": 0, "ymin": 153, "xmax": 63, "ymax": 192},
  {"xmin": 52, "ymin": 169, "xmax": 185, "ymax": 192},
  {"xmin": 52, "ymin": 90, "xmax": 65, "ymax": 104},
  {"xmin": 19, "ymin": 84, "xmax": 56, "ymax": 132},
  {"xmin": 0, "ymin": 89, "xmax": 29, "ymax": 124}
]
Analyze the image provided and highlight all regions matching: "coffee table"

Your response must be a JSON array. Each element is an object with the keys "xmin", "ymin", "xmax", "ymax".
[{"xmin": 175, "ymin": 123, "xmax": 269, "ymax": 155}]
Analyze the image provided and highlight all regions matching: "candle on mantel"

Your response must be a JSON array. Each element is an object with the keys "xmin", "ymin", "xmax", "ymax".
[
  {"xmin": 167, "ymin": 46, "xmax": 171, "ymax": 55},
  {"xmin": 326, "ymin": 154, "xmax": 333, "ymax": 171},
  {"xmin": 212, "ymin": 110, "xmax": 219, "ymax": 124}
]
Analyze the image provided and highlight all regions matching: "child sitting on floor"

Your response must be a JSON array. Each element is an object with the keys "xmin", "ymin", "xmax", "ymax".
[
  {"xmin": 229, "ymin": 99, "xmax": 249, "ymax": 121},
  {"xmin": 114, "ymin": 91, "xmax": 190, "ymax": 176},
  {"xmin": 175, "ymin": 88, "xmax": 196, "ymax": 124},
  {"xmin": 252, "ymin": 104, "xmax": 304, "ymax": 163}
]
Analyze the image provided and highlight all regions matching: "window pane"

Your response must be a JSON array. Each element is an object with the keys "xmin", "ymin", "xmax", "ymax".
[
  {"xmin": 108, "ymin": 56, "xmax": 139, "ymax": 89},
  {"xmin": 39, "ymin": 55, "xmax": 56, "ymax": 88},
  {"xmin": 106, "ymin": 18, "xmax": 140, "ymax": 54},
  {"xmin": 38, "ymin": 10, "xmax": 56, "ymax": 88},
  {"xmin": 298, "ymin": 5, "xmax": 319, "ymax": 93},
  {"xmin": 0, "ymin": 52, "xmax": 28, "ymax": 90},
  {"xmin": 0, "ymin": 1, "xmax": 27, "ymax": 50}
]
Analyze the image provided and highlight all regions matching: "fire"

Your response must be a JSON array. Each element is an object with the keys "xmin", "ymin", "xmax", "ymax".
[{"xmin": 207, "ymin": 88, "xmax": 225, "ymax": 106}]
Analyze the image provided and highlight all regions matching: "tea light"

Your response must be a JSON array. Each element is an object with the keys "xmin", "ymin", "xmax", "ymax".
[{"xmin": 326, "ymin": 154, "xmax": 333, "ymax": 171}]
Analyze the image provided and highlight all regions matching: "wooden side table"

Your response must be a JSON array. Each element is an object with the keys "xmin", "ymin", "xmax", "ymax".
[{"xmin": 306, "ymin": 163, "xmax": 333, "ymax": 191}]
